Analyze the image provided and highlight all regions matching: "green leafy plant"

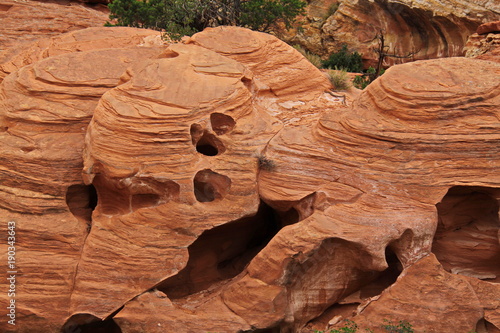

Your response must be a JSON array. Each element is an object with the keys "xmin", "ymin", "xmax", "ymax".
[
  {"xmin": 323, "ymin": 44, "xmax": 363, "ymax": 73},
  {"xmin": 107, "ymin": 0, "xmax": 306, "ymax": 39},
  {"xmin": 327, "ymin": 69, "xmax": 350, "ymax": 90},
  {"xmin": 353, "ymin": 66, "xmax": 386, "ymax": 89},
  {"xmin": 382, "ymin": 320, "xmax": 414, "ymax": 333}
]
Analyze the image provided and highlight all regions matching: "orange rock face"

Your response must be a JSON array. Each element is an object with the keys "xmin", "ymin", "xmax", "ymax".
[
  {"xmin": 1, "ymin": 26, "xmax": 499, "ymax": 333},
  {"xmin": 0, "ymin": 0, "xmax": 109, "ymax": 50},
  {"xmin": 465, "ymin": 21, "xmax": 500, "ymax": 62},
  {"xmin": 285, "ymin": 0, "xmax": 500, "ymax": 68}
]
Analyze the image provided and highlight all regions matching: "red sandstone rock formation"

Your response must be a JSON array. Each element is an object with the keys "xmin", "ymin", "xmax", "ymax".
[
  {"xmin": 0, "ymin": 0, "xmax": 109, "ymax": 50},
  {"xmin": 284, "ymin": 0, "xmax": 500, "ymax": 68},
  {"xmin": 0, "ymin": 26, "xmax": 499, "ymax": 333},
  {"xmin": 465, "ymin": 20, "xmax": 500, "ymax": 62}
]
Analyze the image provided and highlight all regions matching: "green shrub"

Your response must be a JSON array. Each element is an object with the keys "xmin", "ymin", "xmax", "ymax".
[
  {"xmin": 353, "ymin": 67, "xmax": 385, "ymax": 89},
  {"xmin": 382, "ymin": 320, "xmax": 413, "ymax": 333},
  {"xmin": 327, "ymin": 69, "xmax": 350, "ymax": 90},
  {"xmin": 323, "ymin": 44, "xmax": 363, "ymax": 73},
  {"xmin": 107, "ymin": 0, "xmax": 306, "ymax": 39}
]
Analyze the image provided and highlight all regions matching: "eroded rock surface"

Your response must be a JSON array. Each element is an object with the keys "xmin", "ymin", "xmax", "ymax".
[
  {"xmin": 285, "ymin": 0, "xmax": 500, "ymax": 67},
  {"xmin": 465, "ymin": 20, "xmax": 500, "ymax": 62},
  {"xmin": 0, "ymin": 0, "xmax": 109, "ymax": 50},
  {"xmin": 0, "ymin": 26, "xmax": 499, "ymax": 333}
]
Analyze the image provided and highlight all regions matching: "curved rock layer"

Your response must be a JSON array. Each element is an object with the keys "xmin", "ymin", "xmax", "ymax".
[
  {"xmin": 0, "ymin": 26, "xmax": 499, "ymax": 333},
  {"xmin": 286, "ymin": 0, "xmax": 500, "ymax": 67},
  {"xmin": 0, "ymin": 0, "xmax": 109, "ymax": 51},
  {"xmin": 0, "ymin": 28, "xmax": 165, "ymax": 332}
]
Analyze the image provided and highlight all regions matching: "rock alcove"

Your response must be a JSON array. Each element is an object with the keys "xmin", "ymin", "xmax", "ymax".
[{"xmin": 433, "ymin": 186, "xmax": 500, "ymax": 281}]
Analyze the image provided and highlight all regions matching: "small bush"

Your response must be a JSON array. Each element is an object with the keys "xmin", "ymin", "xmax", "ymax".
[
  {"xmin": 327, "ymin": 69, "xmax": 350, "ymax": 90},
  {"xmin": 293, "ymin": 45, "xmax": 322, "ymax": 68},
  {"xmin": 353, "ymin": 67, "xmax": 386, "ymax": 89},
  {"xmin": 323, "ymin": 44, "xmax": 363, "ymax": 73},
  {"xmin": 382, "ymin": 320, "xmax": 413, "ymax": 333},
  {"xmin": 258, "ymin": 155, "xmax": 276, "ymax": 171}
]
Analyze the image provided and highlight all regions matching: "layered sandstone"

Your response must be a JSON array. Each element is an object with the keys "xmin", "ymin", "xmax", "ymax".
[
  {"xmin": 0, "ymin": 27, "xmax": 166, "ymax": 333},
  {"xmin": 0, "ymin": 26, "xmax": 499, "ymax": 333},
  {"xmin": 0, "ymin": 0, "xmax": 109, "ymax": 50},
  {"xmin": 465, "ymin": 20, "xmax": 500, "ymax": 62},
  {"xmin": 285, "ymin": 0, "xmax": 500, "ymax": 68}
]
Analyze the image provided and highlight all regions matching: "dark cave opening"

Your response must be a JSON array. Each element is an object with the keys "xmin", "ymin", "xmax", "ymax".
[
  {"xmin": 156, "ymin": 201, "xmax": 292, "ymax": 299},
  {"xmin": 190, "ymin": 124, "xmax": 226, "ymax": 157},
  {"xmin": 66, "ymin": 184, "xmax": 98, "ymax": 222},
  {"xmin": 61, "ymin": 313, "xmax": 121, "ymax": 333},
  {"xmin": 306, "ymin": 246, "xmax": 403, "ymax": 330},
  {"xmin": 359, "ymin": 247, "xmax": 403, "ymax": 299},
  {"xmin": 432, "ymin": 186, "xmax": 500, "ymax": 281}
]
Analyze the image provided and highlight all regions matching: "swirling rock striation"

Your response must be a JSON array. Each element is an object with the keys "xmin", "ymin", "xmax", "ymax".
[{"xmin": 0, "ymin": 26, "xmax": 499, "ymax": 333}]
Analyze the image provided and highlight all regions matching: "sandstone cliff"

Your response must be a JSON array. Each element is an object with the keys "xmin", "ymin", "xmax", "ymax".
[
  {"xmin": 286, "ymin": 0, "xmax": 500, "ymax": 68},
  {"xmin": 0, "ymin": 26, "xmax": 499, "ymax": 333}
]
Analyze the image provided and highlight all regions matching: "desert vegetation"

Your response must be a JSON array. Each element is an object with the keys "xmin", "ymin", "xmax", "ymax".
[{"xmin": 107, "ymin": 0, "xmax": 306, "ymax": 38}]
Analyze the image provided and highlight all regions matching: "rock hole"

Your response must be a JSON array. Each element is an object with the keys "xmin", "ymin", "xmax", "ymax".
[
  {"xmin": 92, "ymin": 175, "xmax": 130, "ymax": 215},
  {"xmin": 210, "ymin": 113, "xmax": 236, "ymax": 135},
  {"xmin": 190, "ymin": 124, "xmax": 225, "ymax": 156},
  {"xmin": 66, "ymin": 184, "xmax": 98, "ymax": 222},
  {"xmin": 156, "ymin": 201, "xmax": 282, "ymax": 298},
  {"xmin": 194, "ymin": 169, "xmax": 231, "ymax": 202},
  {"xmin": 196, "ymin": 131, "xmax": 225, "ymax": 156},
  {"xmin": 432, "ymin": 186, "xmax": 500, "ymax": 281},
  {"xmin": 61, "ymin": 313, "xmax": 121, "ymax": 333}
]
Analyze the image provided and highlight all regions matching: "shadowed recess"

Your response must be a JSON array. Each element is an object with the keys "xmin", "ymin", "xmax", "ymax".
[
  {"xmin": 66, "ymin": 184, "xmax": 98, "ymax": 222},
  {"xmin": 157, "ymin": 201, "xmax": 301, "ymax": 299},
  {"xmin": 92, "ymin": 174, "xmax": 180, "ymax": 215},
  {"xmin": 61, "ymin": 314, "xmax": 121, "ymax": 333},
  {"xmin": 300, "ymin": 245, "xmax": 403, "ymax": 329},
  {"xmin": 210, "ymin": 112, "xmax": 236, "ymax": 135},
  {"xmin": 190, "ymin": 123, "xmax": 226, "ymax": 156},
  {"xmin": 433, "ymin": 186, "xmax": 500, "ymax": 282},
  {"xmin": 193, "ymin": 169, "xmax": 231, "ymax": 202}
]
